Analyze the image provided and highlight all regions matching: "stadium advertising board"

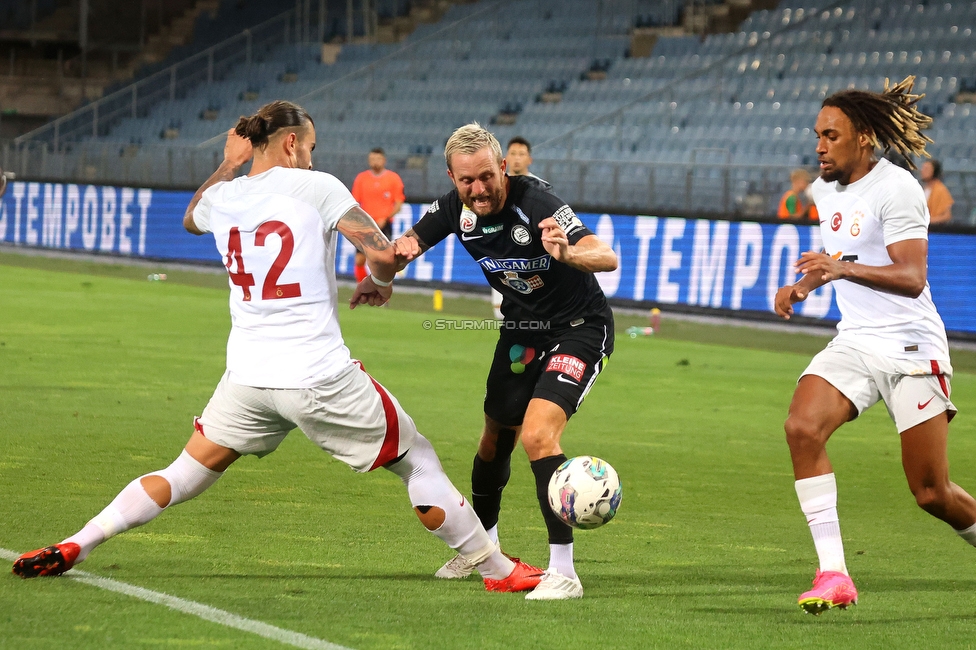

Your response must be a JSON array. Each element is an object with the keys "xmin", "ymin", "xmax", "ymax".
[{"xmin": 1, "ymin": 181, "xmax": 974, "ymax": 335}]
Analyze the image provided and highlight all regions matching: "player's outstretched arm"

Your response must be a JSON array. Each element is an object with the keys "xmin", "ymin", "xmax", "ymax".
[
  {"xmin": 539, "ymin": 218, "xmax": 617, "ymax": 273},
  {"xmin": 795, "ymin": 239, "xmax": 928, "ymax": 298},
  {"xmin": 183, "ymin": 129, "xmax": 252, "ymax": 235},
  {"xmin": 393, "ymin": 228, "xmax": 430, "ymax": 271},
  {"xmin": 339, "ymin": 206, "xmax": 396, "ymax": 308},
  {"xmin": 338, "ymin": 206, "xmax": 396, "ymax": 276}
]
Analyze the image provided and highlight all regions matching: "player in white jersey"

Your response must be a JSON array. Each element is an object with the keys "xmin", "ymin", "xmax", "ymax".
[
  {"xmin": 774, "ymin": 78, "xmax": 976, "ymax": 615},
  {"xmin": 12, "ymin": 100, "xmax": 544, "ymax": 593}
]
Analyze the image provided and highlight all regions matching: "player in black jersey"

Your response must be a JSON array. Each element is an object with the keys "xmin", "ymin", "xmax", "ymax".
[{"xmin": 375, "ymin": 123, "xmax": 617, "ymax": 600}]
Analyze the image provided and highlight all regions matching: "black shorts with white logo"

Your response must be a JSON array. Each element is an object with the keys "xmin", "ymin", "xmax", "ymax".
[{"xmin": 484, "ymin": 309, "xmax": 614, "ymax": 426}]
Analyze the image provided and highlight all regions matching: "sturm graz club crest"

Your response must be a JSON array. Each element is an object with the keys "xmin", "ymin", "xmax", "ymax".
[
  {"xmin": 500, "ymin": 271, "xmax": 544, "ymax": 294},
  {"xmin": 511, "ymin": 224, "xmax": 531, "ymax": 245}
]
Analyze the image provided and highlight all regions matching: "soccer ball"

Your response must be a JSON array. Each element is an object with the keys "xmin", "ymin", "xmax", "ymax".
[{"xmin": 547, "ymin": 456, "xmax": 622, "ymax": 530}]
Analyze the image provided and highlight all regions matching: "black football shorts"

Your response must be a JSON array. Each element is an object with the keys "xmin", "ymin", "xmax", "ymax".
[{"xmin": 484, "ymin": 311, "xmax": 614, "ymax": 425}]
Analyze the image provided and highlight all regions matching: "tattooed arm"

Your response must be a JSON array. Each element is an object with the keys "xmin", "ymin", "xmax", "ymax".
[
  {"xmin": 183, "ymin": 129, "xmax": 252, "ymax": 234},
  {"xmin": 336, "ymin": 205, "xmax": 396, "ymax": 282},
  {"xmin": 337, "ymin": 206, "xmax": 397, "ymax": 282},
  {"xmin": 339, "ymin": 206, "xmax": 400, "ymax": 309}
]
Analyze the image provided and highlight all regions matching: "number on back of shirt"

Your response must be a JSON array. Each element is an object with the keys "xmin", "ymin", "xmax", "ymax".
[{"xmin": 224, "ymin": 221, "xmax": 303, "ymax": 301}]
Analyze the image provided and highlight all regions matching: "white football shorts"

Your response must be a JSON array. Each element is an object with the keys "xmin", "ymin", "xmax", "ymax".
[
  {"xmin": 801, "ymin": 340, "xmax": 956, "ymax": 433},
  {"xmin": 194, "ymin": 362, "xmax": 418, "ymax": 472}
]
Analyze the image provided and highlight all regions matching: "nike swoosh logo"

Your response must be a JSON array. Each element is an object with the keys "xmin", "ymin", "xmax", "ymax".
[
  {"xmin": 459, "ymin": 497, "xmax": 465, "ymax": 507},
  {"xmin": 460, "ymin": 233, "xmax": 483, "ymax": 241},
  {"xmin": 556, "ymin": 374, "xmax": 579, "ymax": 385},
  {"xmin": 918, "ymin": 396, "xmax": 936, "ymax": 410}
]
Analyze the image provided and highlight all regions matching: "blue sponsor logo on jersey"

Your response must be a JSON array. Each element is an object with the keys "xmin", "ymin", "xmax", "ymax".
[{"xmin": 477, "ymin": 255, "xmax": 551, "ymax": 273}]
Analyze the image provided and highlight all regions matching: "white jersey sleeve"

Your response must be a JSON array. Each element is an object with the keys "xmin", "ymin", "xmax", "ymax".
[
  {"xmin": 312, "ymin": 172, "xmax": 358, "ymax": 230},
  {"xmin": 192, "ymin": 184, "xmax": 219, "ymax": 234},
  {"xmin": 878, "ymin": 168, "xmax": 928, "ymax": 246}
]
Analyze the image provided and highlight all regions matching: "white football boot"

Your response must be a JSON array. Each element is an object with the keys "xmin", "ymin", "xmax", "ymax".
[
  {"xmin": 525, "ymin": 569, "xmax": 584, "ymax": 600},
  {"xmin": 434, "ymin": 552, "xmax": 478, "ymax": 579},
  {"xmin": 435, "ymin": 542, "xmax": 504, "ymax": 579}
]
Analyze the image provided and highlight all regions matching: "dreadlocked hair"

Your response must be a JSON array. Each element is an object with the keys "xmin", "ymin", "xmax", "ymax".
[{"xmin": 822, "ymin": 76, "xmax": 933, "ymax": 170}]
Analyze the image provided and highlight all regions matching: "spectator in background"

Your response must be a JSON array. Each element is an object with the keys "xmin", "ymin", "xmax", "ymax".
[
  {"xmin": 921, "ymin": 159, "xmax": 953, "ymax": 224},
  {"xmin": 351, "ymin": 148, "xmax": 405, "ymax": 282},
  {"xmin": 506, "ymin": 137, "xmax": 534, "ymax": 178},
  {"xmin": 778, "ymin": 168, "xmax": 813, "ymax": 220}
]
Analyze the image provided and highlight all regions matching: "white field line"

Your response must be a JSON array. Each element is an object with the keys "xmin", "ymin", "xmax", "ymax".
[{"xmin": 1, "ymin": 547, "xmax": 351, "ymax": 650}]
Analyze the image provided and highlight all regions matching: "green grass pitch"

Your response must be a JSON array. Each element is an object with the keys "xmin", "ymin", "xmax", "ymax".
[{"xmin": 1, "ymin": 253, "xmax": 975, "ymax": 649}]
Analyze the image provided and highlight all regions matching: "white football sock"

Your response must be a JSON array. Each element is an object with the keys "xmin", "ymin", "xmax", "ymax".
[
  {"xmin": 64, "ymin": 451, "xmax": 223, "ymax": 563},
  {"xmin": 954, "ymin": 522, "xmax": 976, "ymax": 547},
  {"xmin": 387, "ymin": 433, "xmax": 514, "ymax": 579},
  {"xmin": 62, "ymin": 522, "xmax": 109, "ymax": 563},
  {"xmin": 549, "ymin": 543, "xmax": 575, "ymax": 579},
  {"xmin": 486, "ymin": 524, "xmax": 499, "ymax": 546},
  {"xmin": 156, "ymin": 450, "xmax": 224, "ymax": 505},
  {"xmin": 477, "ymin": 550, "xmax": 516, "ymax": 580},
  {"xmin": 68, "ymin": 477, "xmax": 163, "ymax": 563},
  {"xmin": 795, "ymin": 473, "xmax": 848, "ymax": 575}
]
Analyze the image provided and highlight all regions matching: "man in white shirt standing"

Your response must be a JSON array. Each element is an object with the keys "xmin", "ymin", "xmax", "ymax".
[
  {"xmin": 775, "ymin": 77, "xmax": 976, "ymax": 615},
  {"xmin": 13, "ymin": 100, "xmax": 542, "ymax": 594}
]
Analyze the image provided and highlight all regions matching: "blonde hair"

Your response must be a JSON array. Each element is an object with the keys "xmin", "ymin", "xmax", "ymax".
[
  {"xmin": 444, "ymin": 122, "xmax": 503, "ymax": 170},
  {"xmin": 790, "ymin": 168, "xmax": 811, "ymax": 183}
]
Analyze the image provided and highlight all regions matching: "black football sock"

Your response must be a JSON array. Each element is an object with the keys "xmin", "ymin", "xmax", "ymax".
[
  {"xmin": 471, "ymin": 428, "xmax": 517, "ymax": 532},
  {"xmin": 530, "ymin": 454, "xmax": 573, "ymax": 545}
]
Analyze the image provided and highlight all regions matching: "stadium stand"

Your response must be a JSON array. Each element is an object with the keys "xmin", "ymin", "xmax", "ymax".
[
  {"xmin": 0, "ymin": 0, "xmax": 224, "ymax": 139},
  {"xmin": 4, "ymin": 0, "xmax": 976, "ymax": 222},
  {"xmin": 0, "ymin": 0, "xmax": 58, "ymax": 30}
]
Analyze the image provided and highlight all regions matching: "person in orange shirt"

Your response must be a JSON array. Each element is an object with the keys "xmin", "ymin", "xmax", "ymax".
[
  {"xmin": 921, "ymin": 159, "xmax": 953, "ymax": 224},
  {"xmin": 351, "ymin": 148, "xmax": 405, "ymax": 281},
  {"xmin": 778, "ymin": 168, "xmax": 815, "ymax": 220}
]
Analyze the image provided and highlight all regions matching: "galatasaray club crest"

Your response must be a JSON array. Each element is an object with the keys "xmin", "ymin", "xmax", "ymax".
[{"xmin": 850, "ymin": 210, "xmax": 863, "ymax": 237}]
